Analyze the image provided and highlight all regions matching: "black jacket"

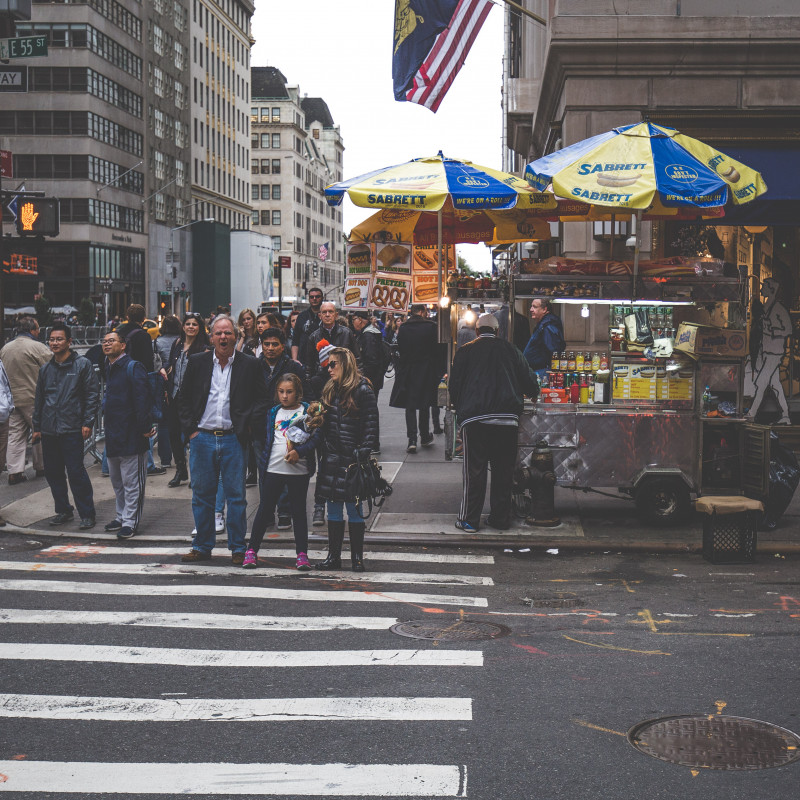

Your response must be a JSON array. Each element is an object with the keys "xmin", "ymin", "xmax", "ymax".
[
  {"xmin": 303, "ymin": 322, "xmax": 361, "ymax": 395},
  {"xmin": 103, "ymin": 353, "xmax": 153, "ymax": 457},
  {"xmin": 293, "ymin": 307, "xmax": 322, "ymax": 366},
  {"xmin": 449, "ymin": 333, "xmax": 539, "ymax": 427},
  {"xmin": 389, "ymin": 314, "xmax": 444, "ymax": 410},
  {"xmin": 177, "ymin": 350, "xmax": 269, "ymax": 446},
  {"xmin": 316, "ymin": 380, "xmax": 379, "ymax": 503},
  {"xmin": 259, "ymin": 352, "xmax": 307, "ymax": 406},
  {"xmin": 355, "ymin": 324, "xmax": 386, "ymax": 392}
]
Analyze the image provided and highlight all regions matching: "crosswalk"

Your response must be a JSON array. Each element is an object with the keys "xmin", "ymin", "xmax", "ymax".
[{"xmin": 0, "ymin": 544, "xmax": 494, "ymax": 796}]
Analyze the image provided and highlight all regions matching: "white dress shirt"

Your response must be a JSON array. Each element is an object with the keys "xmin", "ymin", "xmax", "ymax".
[{"xmin": 198, "ymin": 350, "xmax": 235, "ymax": 431}]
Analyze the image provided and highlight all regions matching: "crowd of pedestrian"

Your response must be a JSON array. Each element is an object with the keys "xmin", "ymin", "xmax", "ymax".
[{"xmin": 1, "ymin": 287, "xmax": 553, "ymax": 552}]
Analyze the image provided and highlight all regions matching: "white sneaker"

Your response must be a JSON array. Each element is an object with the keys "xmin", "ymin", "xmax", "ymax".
[{"xmin": 215, "ymin": 512, "xmax": 225, "ymax": 532}]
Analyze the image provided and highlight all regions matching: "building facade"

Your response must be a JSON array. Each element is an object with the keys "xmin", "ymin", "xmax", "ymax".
[{"xmin": 249, "ymin": 66, "xmax": 345, "ymax": 304}]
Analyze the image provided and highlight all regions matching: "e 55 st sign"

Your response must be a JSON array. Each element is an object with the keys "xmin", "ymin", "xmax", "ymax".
[{"xmin": 16, "ymin": 197, "xmax": 60, "ymax": 237}]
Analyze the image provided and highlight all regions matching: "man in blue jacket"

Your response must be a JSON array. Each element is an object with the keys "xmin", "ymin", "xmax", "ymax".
[
  {"xmin": 523, "ymin": 298, "xmax": 566, "ymax": 377},
  {"xmin": 100, "ymin": 329, "xmax": 154, "ymax": 540}
]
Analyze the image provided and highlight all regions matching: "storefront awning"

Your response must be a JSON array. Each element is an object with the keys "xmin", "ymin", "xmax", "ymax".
[{"xmin": 721, "ymin": 147, "xmax": 800, "ymax": 225}]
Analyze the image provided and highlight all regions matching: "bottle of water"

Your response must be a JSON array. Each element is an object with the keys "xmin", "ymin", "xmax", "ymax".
[{"xmin": 702, "ymin": 386, "xmax": 711, "ymax": 414}]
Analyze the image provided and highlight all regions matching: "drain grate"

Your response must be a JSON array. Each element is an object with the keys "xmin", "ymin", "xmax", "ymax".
[
  {"xmin": 524, "ymin": 592, "xmax": 583, "ymax": 608},
  {"xmin": 390, "ymin": 620, "xmax": 511, "ymax": 641},
  {"xmin": 628, "ymin": 715, "xmax": 800, "ymax": 770}
]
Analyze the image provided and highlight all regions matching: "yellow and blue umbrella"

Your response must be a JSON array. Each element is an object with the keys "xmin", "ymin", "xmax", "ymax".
[
  {"xmin": 325, "ymin": 152, "xmax": 543, "ymax": 212},
  {"xmin": 524, "ymin": 122, "xmax": 767, "ymax": 210}
]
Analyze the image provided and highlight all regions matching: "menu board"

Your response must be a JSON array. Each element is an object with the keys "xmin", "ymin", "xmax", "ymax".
[
  {"xmin": 346, "ymin": 242, "xmax": 373, "ymax": 275},
  {"xmin": 412, "ymin": 244, "xmax": 456, "ymax": 273},
  {"xmin": 374, "ymin": 242, "xmax": 412, "ymax": 276},
  {"xmin": 612, "ymin": 363, "xmax": 657, "ymax": 401},
  {"xmin": 343, "ymin": 275, "xmax": 371, "ymax": 309},
  {"xmin": 657, "ymin": 368, "xmax": 695, "ymax": 401},
  {"xmin": 412, "ymin": 272, "xmax": 440, "ymax": 304},
  {"xmin": 370, "ymin": 274, "xmax": 411, "ymax": 314}
]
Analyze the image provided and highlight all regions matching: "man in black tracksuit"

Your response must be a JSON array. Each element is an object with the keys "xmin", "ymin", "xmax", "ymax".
[{"xmin": 448, "ymin": 313, "xmax": 539, "ymax": 533}]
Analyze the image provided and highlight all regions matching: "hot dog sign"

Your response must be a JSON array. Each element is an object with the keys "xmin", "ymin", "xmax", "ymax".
[
  {"xmin": 370, "ymin": 274, "xmax": 411, "ymax": 313},
  {"xmin": 343, "ymin": 276, "xmax": 371, "ymax": 309}
]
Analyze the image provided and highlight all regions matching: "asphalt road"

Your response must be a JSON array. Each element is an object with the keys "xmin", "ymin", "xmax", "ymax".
[{"xmin": 0, "ymin": 532, "xmax": 798, "ymax": 798}]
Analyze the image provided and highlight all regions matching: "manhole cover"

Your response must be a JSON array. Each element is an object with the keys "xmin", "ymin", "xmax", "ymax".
[
  {"xmin": 628, "ymin": 715, "xmax": 800, "ymax": 770},
  {"xmin": 390, "ymin": 620, "xmax": 511, "ymax": 641},
  {"xmin": 525, "ymin": 592, "xmax": 582, "ymax": 608}
]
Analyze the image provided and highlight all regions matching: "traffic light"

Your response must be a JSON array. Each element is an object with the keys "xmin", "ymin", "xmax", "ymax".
[
  {"xmin": 157, "ymin": 292, "xmax": 170, "ymax": 315},
  {"xmin": 16, "ymin": 198, "xmax": 60, "ymax": 237}
]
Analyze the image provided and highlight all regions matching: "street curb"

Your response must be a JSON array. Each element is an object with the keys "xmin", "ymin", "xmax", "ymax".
[{"xmin": 3, "ymin": 524, "xmax": 798, "ymax": 555}]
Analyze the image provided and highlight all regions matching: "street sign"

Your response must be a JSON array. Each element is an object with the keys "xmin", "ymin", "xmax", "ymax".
[
  {"xmin": 279, "ymin": 256, "xmax": 291, "ymax": 269},
  {"xmin": 0, "ymin": 150, "xmax": 12, "ymax": 178},
  {"xmin": 15, "ymin": 197, "xmax": 60, "ymax": 237},
  {"xmin": 0, "ymin": 36, "xmax": 49, "ymax": 60},
  {"xmin": 0, "ymin": 65, "xmax": 27, "ymax": 92}
]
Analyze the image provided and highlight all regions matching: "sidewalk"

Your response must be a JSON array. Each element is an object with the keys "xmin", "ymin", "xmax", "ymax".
[{"xmin": 2, "ymin": 377, "xmax": 799, "ymax": 554}]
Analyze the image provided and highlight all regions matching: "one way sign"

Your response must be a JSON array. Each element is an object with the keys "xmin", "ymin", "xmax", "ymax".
[{"xmin": 0, "ymin": 66, "xmax": 28, "ymax": 92}]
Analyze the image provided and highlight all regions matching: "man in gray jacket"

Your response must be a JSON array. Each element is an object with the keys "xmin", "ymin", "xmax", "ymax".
[{"xmin": 32, "ymin": 322, "xmax": 100, "ymax": 528}]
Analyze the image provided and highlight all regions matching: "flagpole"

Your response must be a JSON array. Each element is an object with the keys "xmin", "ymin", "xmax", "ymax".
[{"xmin": 500, "ymin": 0, "xmax": 547, "ymax": 26}]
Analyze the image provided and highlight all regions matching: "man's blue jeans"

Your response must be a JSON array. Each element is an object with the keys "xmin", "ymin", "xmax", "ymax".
[
  {"xmin": 41, "ymin": 432, "xmax": 95, "ymax": 519},
  {"xmin": 189, "ymin": 431, "xmax": 246, "ymax": 554}
]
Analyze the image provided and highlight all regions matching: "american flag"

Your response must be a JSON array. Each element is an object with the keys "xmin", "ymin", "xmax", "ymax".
[
  {"xmin": 318, "ymin": 242, "xmax": 329, "ymax": 262},
  {"xmin": 403, "ymin": 0, "xmax": 493, "ymax": 113}
]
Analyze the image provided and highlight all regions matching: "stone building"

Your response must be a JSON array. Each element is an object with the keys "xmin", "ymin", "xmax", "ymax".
[{"xmin": 250, "ymin": 66, "xmax": 345, "ymax": 304}]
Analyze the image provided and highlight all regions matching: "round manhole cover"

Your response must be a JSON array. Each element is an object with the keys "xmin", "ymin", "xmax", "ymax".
[
  {"xmin": 628, "ymin": 715, "xmax": 800, "ymax": 770},
  {"xmin": 525, "ymin": 592, "xmax": 582, "ymax": 608},
  {"xmin": 390, "ymin": 620, "xmax": 511, "ymax": 641}
]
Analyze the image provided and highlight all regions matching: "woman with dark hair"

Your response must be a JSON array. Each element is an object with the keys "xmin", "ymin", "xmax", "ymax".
[
  {"xmin": 236, "ymin": 308, "xmax": 258, "ymax": 354},
  {"xmin": 153, "ymin": 315, "xmax": 183, "ymax": 469},
  {"xmin": 165, "ymin": 313, "xmax": 210, "ymax": 487},
  {"xmin": 315, "ymin": 347, "xmax": 379, "ymax": 572},
  {"xmin": 285, "ymin": 309, "xmax": 300, "ymax": 351}
]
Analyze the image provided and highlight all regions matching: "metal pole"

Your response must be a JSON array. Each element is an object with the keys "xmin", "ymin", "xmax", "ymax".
[
  {"xmin": 277, "ymin": 260, "xmax": 283, "ymax": 318},
  {"xmin": 437, "ymin": 208, "xmax": 444, "ymax": 343},
  {"xmin": 631, "ymin": 208, "xmax": 643, "ymax": 301},
  {"xmin": 0, "ymin": 165, "xmax": 4, "ymax": 347}
]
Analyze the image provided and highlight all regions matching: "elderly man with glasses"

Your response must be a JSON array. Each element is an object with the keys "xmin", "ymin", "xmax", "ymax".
[{"xmin": 32, "ymin": 322, "xmax": 100, "ymax": 528}]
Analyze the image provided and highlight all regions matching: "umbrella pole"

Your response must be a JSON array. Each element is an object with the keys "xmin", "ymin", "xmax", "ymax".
[{"xmin": 631, "ymin": 208, "xmax": 643, "ymax": 301}]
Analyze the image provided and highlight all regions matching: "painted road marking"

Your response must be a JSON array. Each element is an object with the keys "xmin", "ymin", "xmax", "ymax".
[
  {"xmin": 0, "ymin": 579, "xmax": 488, "ymax": 608},
  {"xmin": 0, "ymin": 761, "xmax": 468, "ymax": 795},
  {"xmin": 0, "ymin": 560, "xmax": 493, "ymax": 587},
  {"xmin": 38, "ymin": 545, "xmax": 495, "ymax": 565},
  {"xmin": 0, "ymin": 643, "xmax": 484, "ymax": 669},
  {"xmin": 0, "ymin": 694, "xmax": 473, "ymax": 722},
  {"xmin": 0, "ymin": 609, "xmax": 399, "ymax": 631}
]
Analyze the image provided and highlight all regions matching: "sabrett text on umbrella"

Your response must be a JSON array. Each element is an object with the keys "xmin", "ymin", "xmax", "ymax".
[
  {"xmin": 367, "ymin": 194, "xmax": 428, "ymax": 206},
  {"xmin": 577, "ymin": 163, "xmax": 648, "ymax": 174},
  {"xmin": 571, "ymin": 188, "xmax": 634, "ymax": 202}
]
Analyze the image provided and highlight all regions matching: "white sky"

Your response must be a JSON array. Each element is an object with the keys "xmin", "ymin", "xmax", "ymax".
[{"xmin": 251, "ymin": 1, "xmax": 505, "ymax": 272}]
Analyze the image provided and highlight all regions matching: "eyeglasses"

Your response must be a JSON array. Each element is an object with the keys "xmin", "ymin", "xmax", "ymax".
[
  {"xmin": 327, "ymin": 361, "xmax": 339, "ymax": 369},
  {"xmin": 48, "ymin": 337, "xmax": 67, "ymax": 343},
  {"xmin": 101, "ymin": 338, "xmax": 119, "ymax": 345}
]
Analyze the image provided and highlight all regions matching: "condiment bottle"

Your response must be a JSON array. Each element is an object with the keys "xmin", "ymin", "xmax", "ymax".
[
  {"xmin": 570, "ymin": 378, "xmax": 581, "ymax": 403},
  {"xmin": 579, "ymin": 375, "xmax": 589, "ymax": 404}
]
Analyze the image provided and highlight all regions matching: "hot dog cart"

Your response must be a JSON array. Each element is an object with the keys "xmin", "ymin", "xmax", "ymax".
[{"xmin": 509, "ymin": 260, "xmax": 771, "ymax": 524}]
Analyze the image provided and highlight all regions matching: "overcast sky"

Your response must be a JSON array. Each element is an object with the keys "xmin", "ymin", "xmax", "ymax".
[{"xmin": 251, "ymin": 1, "xmax": 505, "ymax": 272}]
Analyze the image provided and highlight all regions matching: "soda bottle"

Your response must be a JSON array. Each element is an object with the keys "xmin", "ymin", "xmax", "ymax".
[
  {"xmin": 702, "ymin": 386, "xmax": 711, "ymax": 414},
  {"xmin": 551, "ymin": 351, "xmax": 559, "ymax": 371},
  {"xmin": 559, "ymin": 351, "xmax": 568, "ymax": 371},
  {"xmin": 576, "ymin": 352, "xmax": 584, "ymax": 370},
  {"xmin": 591, "ymin": 351, "xmax": 600, "ymax": 372},
  {"xmin": 567, "ymin": 351, "xmax": 576, "ymax": 370}
]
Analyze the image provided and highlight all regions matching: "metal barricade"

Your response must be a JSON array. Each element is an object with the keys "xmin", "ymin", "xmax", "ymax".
[{"xmin": 83, "ymin": 366, "xmax": 105, "ymax": 462}]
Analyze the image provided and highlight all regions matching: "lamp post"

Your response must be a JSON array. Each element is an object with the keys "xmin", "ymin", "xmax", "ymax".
[{"xmin": 169, "ymin": 217, "xmax": 213, "ymax": 314}]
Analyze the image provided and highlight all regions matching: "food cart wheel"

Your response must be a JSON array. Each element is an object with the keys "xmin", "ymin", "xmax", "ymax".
[{"xmin": 634, "ymin": 477, "xmax": 691, "ymax": 526}]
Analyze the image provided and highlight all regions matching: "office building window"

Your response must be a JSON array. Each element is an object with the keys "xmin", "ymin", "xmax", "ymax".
[
  {"xmin": 252, "ymin": 209, "xmax": 260, "ymax": 225},
  {"xmin": 251, "ymin": 184, "xmax": 259, "ymax": 200},
  {"xmin": 272, "ymin": 236, "xmax": 281, "ymax": 250},
  {"xmin": 251, "ymin": 159, "xmax": 258, "ymax": 174},
  {"xmin": 271, "ymin": 133, "xmax": 280, "ymax": 149},
  {"xmin": 271, "ymin": 159, "xmax": 280, "ymax": 174},
  {"xmin": 261, "ymin": 210, "xmax": 269, "ymax": 226},
  {"xmin": 272, "ymin": 107, "xmax": 280, "ymax": 121},
  {"xmin": 272, "ymin": 185, "xmax": 280, "ymax": 200},
  {"xmin": 260, "ymin": 133, "xmax": 270, "ymax": 148},
  {"xmin": 260, "ymin": 159, "xmax": 269, "ymax": 174},
  {"xmin": 261, "ymin": 185, "xmax": 269, "ymax": 200}
]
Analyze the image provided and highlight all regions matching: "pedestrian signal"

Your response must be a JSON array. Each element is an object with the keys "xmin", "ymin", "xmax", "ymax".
[{"xmin": 16, "ymin": 197, "xmax": 60, "ymax": 237}]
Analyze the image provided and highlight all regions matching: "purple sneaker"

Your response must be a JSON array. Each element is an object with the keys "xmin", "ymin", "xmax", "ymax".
[
  {"xmin": 242, "ymin": 548, "xmax": 257, "ymax": 569},
  {"xmin": 295, "ymin": 552, "xmax": 311, "ymax": 571}
]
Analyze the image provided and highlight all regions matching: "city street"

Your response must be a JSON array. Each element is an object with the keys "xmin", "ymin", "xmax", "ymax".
[{"xmin": 0, "ymin": 530, "xmax": 798, "ymax": 798}]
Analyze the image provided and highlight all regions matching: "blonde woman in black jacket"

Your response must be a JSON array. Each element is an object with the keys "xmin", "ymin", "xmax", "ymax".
[{"xmin": 315, "ymin": 347, "xmax": 378, "ymax": 572}]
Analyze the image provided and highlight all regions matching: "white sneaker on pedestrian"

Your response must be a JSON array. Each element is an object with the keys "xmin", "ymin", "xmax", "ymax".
[{"xmin": 215, "ymin": 512, "xmax": 225, "ymax": 532}]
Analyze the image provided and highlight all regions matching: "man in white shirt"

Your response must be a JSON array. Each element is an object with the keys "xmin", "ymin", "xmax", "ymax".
[{"xmin": 177, "ymin": 316, "xmax": 268, "ymax": 564}]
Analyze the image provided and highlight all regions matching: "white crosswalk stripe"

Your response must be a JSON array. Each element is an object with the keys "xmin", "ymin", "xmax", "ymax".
[
  {"xmin": 0, "ymin": 642, "xmax": 484, "ymax": 668},
  {"xmin": 0, "ymin": 761, "xmax": 468, "ymax": 796},
  {"xmin": 0, "ymin": 559, "xmax": 494, "ymax": 586},
  {"xmin": 0, "ymin": 608, "xmax": 398, "ymax": 631},
  {"xmin": 0, "ymin": 578, "xmax": 489, "ymax": 607},
  {"xmin": 2, "ymin": 540, "xmax": 486, "ymax": 796},
  {"xmin": 0, "ymin": 694, "xmax": 473, "ymax": 722},
  {"xmin": 39, "ymin": 544, "xmax": 496, "ymax": 564}
]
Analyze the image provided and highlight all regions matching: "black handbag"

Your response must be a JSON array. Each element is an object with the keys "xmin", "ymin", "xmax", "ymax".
[{"xmin": 344, "ymin": 450, "xmax": 393, "ymax": 519}]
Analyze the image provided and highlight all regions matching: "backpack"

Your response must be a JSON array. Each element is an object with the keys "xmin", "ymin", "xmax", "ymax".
[{"xmin": 125, "ymin": 359, "xmax": 161, "ymax": 423}]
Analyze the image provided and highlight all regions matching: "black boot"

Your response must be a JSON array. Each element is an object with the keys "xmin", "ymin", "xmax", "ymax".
[
  {"xmin": 168, "ymin": 462, "xmax": 188, "ymax": 488},
  {"xmin": 316, "ymin": 520, "xmax": 345, "ymax": 569},
  {"xmin": 349, "ymin": 521, "xmax": 366, "ymax": 572}
]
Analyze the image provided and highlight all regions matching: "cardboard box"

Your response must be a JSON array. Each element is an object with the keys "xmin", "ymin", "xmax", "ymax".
[
  {"xmin": 541, "ymin": 389, "xmax": 568, "ymax": 404},
  {"xmin": 673, "ymin": 323, "xmax": 747, "ymax": 358}
]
